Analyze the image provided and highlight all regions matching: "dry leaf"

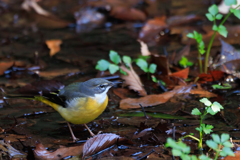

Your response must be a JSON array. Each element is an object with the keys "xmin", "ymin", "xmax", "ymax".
[
  {"xmin": 22, "ymin": 0, "xmax": 50, "ymax": 16},
  {"xmin": 38, "ymin": 68, "xmax": 80, "ymax": 79},
  {"xmin": 120, "ymin": 64, "xmax": 147, "ymax": 96},
  {"xmin": 120, "ymin": 84, "xmax": 217, "ymax": 109},
  {"xmin": 0, "ymin": 140, "xmax": 26, "ymax": 158},
  {"xmin": 110, "ymin": 7, "xmax": 146, "ymax": 21},
  {"xmin": 83, "ymin": 133, "xmax": 122, "ymax": 158},
  {"xmin": 0, "ymin": 61, "xmax": 14, "ymax": 76},
  {"xmin": 173, "ymin": 44, "xmax": 190, "ymax": 65},
  {"xmin": 34, "ymin": 142, "xmax": 83, "ymax": 160},
  {"xmin": 138, "ymin": 40, "xmax": 151, "ymax": 56},
  {"xmin": 45, "ymin": 39, "xmax": 62, "ymax": 57},
  {"xmin": 169, "ymin": 67, "xmax": 189, "ymax": 79}
]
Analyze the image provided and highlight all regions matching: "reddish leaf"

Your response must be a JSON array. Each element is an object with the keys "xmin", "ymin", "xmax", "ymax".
[
  {"xmin": 0, "ymin": 61, "xmax": 14, "ymax": 76},
  {"xmin": 34, "ymin": 142, "xmax": 83, "ymax": 160},
  {"xmin": 198, "ymin": 70, "xmax": 225, "ymax": 83},
  {"xmin": 83, "ymin": 133, "xmax": 124, "ymax": 158},
  {"xmin": 169, "ymin": 67, "xmax": 189, "ymax": 79},
  {"xmin": 110, "ymin": 7, "xmax": 146, "ymax": 21}
]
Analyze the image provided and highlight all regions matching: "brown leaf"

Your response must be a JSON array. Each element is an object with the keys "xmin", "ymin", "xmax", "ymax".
[
  {"xmin": 22, "ymin": 0, "xmax": 50, "ymax": 16},
  {"xmin": 45, "ymin": 39, "xmax": 62, "ymax": 57},
  {"xmin": 120, "ymin": 84, "xmax": 217, "ymax": 109},
  {"xmin": 138, "ymin": 40, "xmax": 151, "ymax": 56},
  {"xmin": 83, "ymin": 133, "xmax": 122, "ymax": 158},
  {"xmin": 110, "ymin": 7, "xmax": 146, "ymax": 21},
  {"xmin": 0, "ymin": 140, "xmax": 26, "ymax": 158},
  {"xmin": 120, "ymin": 64, "xmax": 147, "ymax": 96},
  {"xmin": 34, "ymin": 142, "xmax": 83, "ymax": 160},
  {"xmin": 38, "ymin": 68, "xmax": 80, "ymax": 79},
  {"xmin": 169, "ymin": 67, "xmax": 189, "ymax": 79},
  {"xmin": 0, "ymin": 61, "xmax": 14, "ymax": 76},
  {"xmin": 173, "ymin": 44, "xmax": 190, "ymax": 65},
  {"xmin": 138, "ymin": 16, "xmax": 168, "ymax": 43},
  {"xmin": 151, "ymin": 54, "xmax": 170, "ymax": 75}
]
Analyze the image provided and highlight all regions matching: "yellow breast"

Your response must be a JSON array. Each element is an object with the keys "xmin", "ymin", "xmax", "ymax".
[{"xmin": 57, "ymin": 96, "xmax": 109, "ymax": 124}]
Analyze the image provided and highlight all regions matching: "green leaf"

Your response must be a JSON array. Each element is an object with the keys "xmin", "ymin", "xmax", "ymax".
[
  {"xmin": 221, "ymin": 133, "xmax": 230, "ymax": 143},
  {"xmin": 211, "ymin": 101, "xmax": 223, "ymax": 112},
  {"xmin": 119, "ymin": 68, "xmax": 127, "ymax": 75},
  {"xmin": 212, "ymin": 24, "xmax": 218, "ymax": 31},
  {"xmin": 180, "ymin": 154, "xmax": 191, "ymax": 160},
  {"xmin": 206, "ymin": 107, "xmax": 217, "ymax": 115},
  {"xmin": 218, "ymin": 25, "xmax": 228, "ymax": 37},
  {"xmin": 206, "ymin": 13, "xmax": 214, "ymax": 21},
  {"xmin": 208, "ymin": 4, "xmax": 218, "ymax": 16},
  {"xmin": 151, "ymin": 75, "xmax": 158, "ymax": 83},
  {"xmin": 212, "ymin": 134, "xmax": 221, "ymax": 143},
  {"xmin": 221, "ymin": 147, "xmax": 235, "ymax": 156},
  {"xmin": 122, "ymin": 56, "xmax": 131, "ymax": 65},
  {"xmin": 191, "ymin": 155, "xmax": 198, "ymax": 160},
  {"xmin": 172, "ymin": 149, "xmax": 182, "ymax": 156},
  {"xmin": 212, "ymin": 83, "xmax": 232, "ymax": 89},
  {"xmin": 223, "ymin": 141, "xmax": 233, "ymax": 147},
  {"xmin": 108, "ymin": 64, "xmax": 119, "ymax": 74},
  {"xmin": 191, "ymin": 108, "xmax": 201, "ymax": 115},
  {"xmin": 216, "ymin": 13, "xmax": 223, "ymax": 20},
  {"xmin": 187, "ymin": 33, "xmax": 194, "ymax": 38},
  {"xmin": 186, "ymin": 61, "xmax": 193, "ymax": 66},
  {"xmin": 200, "ymin": 98, "xmax": 212, "ymax": 106},
  {"xmin": 203, "ymin": 124, "xmax": 214, "ymax": 134},
  {"xmin": 109, "ymin": 50, "xmax": 121, "ymax": 64},
  {"xmin": 179, "ymin": 56, "xmax": 188, "ymax": 68},
  {"xmin": 206, "ymin": 140, "xmax": 218, "ymax": 150},
  {"xmin": 224, "ymin": 0, "xmax": 237, "ymax": 6},
  {"xmin": 95, "ymin": 59, "xmax": 110, "ymax": 71},
  {"xmin": 136, "ymin": 58, "xmax": 148, "ymax": 72},
  {"xmin": 149, "ymin": 63, "xmax": 157, "ymax": 73},
  {"xmin": 233, "ymin": 9, "xmax": 240, "ymax": 19},
  {"xmin": 196, "ymin": 127, "xmax": 202, "ymax": 132},
  {"xmin": 199, "ymin": 154, "xmax": 211, "ymax": 160}
]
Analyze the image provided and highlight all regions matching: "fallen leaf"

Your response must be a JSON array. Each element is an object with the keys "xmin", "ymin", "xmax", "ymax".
[
  {"xmin": 0, "ymin": 61, "xmax": 14, "ymax": 76},
  {"xmin": 138, "ymin": 16, "xmax": 168, "ymax": 43},
  {"xmin": 151, "ymin": 54, "xmax": 170, "ymax": 75},
  {"xmin": 173, "ymin": 44, "xmax": 190, "ymax": 65},
  {"xmin": 22, "ymin": 0, "xmax": 50, "ymax": 16},
  {"xmin": 83, "ymin": 133, "xmax": 124, "ymax": 158},
  {"xmin": 198, "ymin": 70, "xmax": 225, "ymax": 83},
  {"xmin": 18, "ymin": 80, "xmax": 65, "ymax": 95},
  {"xmin": 0, "ymin": 140, "xmax": 26, "ymax": 158},
  {"xmin": 169, "ymin": 67, "xmax": 189, "ymax": 79},
  {"xmin": 120, "ymin": 84, "xmax": 216, "ymax": 109},
  {"xmin": 110, "ymin": 7, "xmax": 146, "ymax": 21},
  {"xmin": 38, "ymin": 68, "xmax": 80, "ymax": 79},
  {"xmin": 3, "ymin": 134, "xmax": 27, "ymax": 143},
  {"xmin": 45, "ymin": 39, "xmax": 62, "ymax": 57},
  {"xmin": 34, "ymin": 142, "xmax": 83, "ymax": 160},
  {"xmin": 132, "ymin": 128, "xmax": 153, "ymax": 139},
  {"xmin": 138, "ymin": 40, "xmax": 151, "ymax": 56},
  {"xmin": 120, "ymin": 64, "xmax": 147, "ymax": 96}
]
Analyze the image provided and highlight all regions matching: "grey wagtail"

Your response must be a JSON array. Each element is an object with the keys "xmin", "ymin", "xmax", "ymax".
[{"xmin": 3, "ymin": 78, "xmax": 114, "ymax": 142}]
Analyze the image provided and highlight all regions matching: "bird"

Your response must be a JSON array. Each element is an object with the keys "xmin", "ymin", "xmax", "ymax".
[{"xmin": 3, "ymin": 78, "xmax": 114, "ymax": 142}]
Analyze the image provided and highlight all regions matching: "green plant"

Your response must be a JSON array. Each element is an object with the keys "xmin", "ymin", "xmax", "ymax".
[
  {"xmin": 187, "ymin": 0, "xmax": 240, "ymax": 73},
  {"xmin": 179, "ymin": 56, "xmax": 194, "ymax": 68},
  {"xmin": 151, "ymin": 75, "xmax": 166, "ymax": 86},
  {"xmin": 95, "ymin": 50, "xmax": 130, "ymax": 75},
  {"xmin": 166, "ymin": 133, "xmax": 234, "ymax": 160},
  {"xmin": 165, "ymin": 98, "xmax": 235, "ymax": 159},
  {"xmin": 96, "ymin": 50, "xmax": 157, "ymax": 79},
  {"xmin": 212, "ymin": 83, "xmax": 232, "ymax": 89}
]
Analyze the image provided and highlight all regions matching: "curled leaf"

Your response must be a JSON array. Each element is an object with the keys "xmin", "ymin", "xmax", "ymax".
[{"xmin": 120, "ymin": 64, "xmax": 147, "ymax": 96}]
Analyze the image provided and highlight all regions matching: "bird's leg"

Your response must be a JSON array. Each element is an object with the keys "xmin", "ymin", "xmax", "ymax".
[
  {"xmin": 84, "ymin": 124, "xmax": 95, "ymax": 137},
  {"xmin": 67, "ymin": 122, "xmax": 79, "ymax": 142}
]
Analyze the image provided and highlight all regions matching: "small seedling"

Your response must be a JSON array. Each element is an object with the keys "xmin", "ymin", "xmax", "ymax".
[
  {"xmin": 179, "ymin": 56, "xmax": 193, "ymax": 68},
  {"xmin": 212, "ymin": 83, "xmax": 232, "ymax": 89},
  {"xmin": 187, "ymin": 0, "xmax": 240, "ymax": 73}
]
